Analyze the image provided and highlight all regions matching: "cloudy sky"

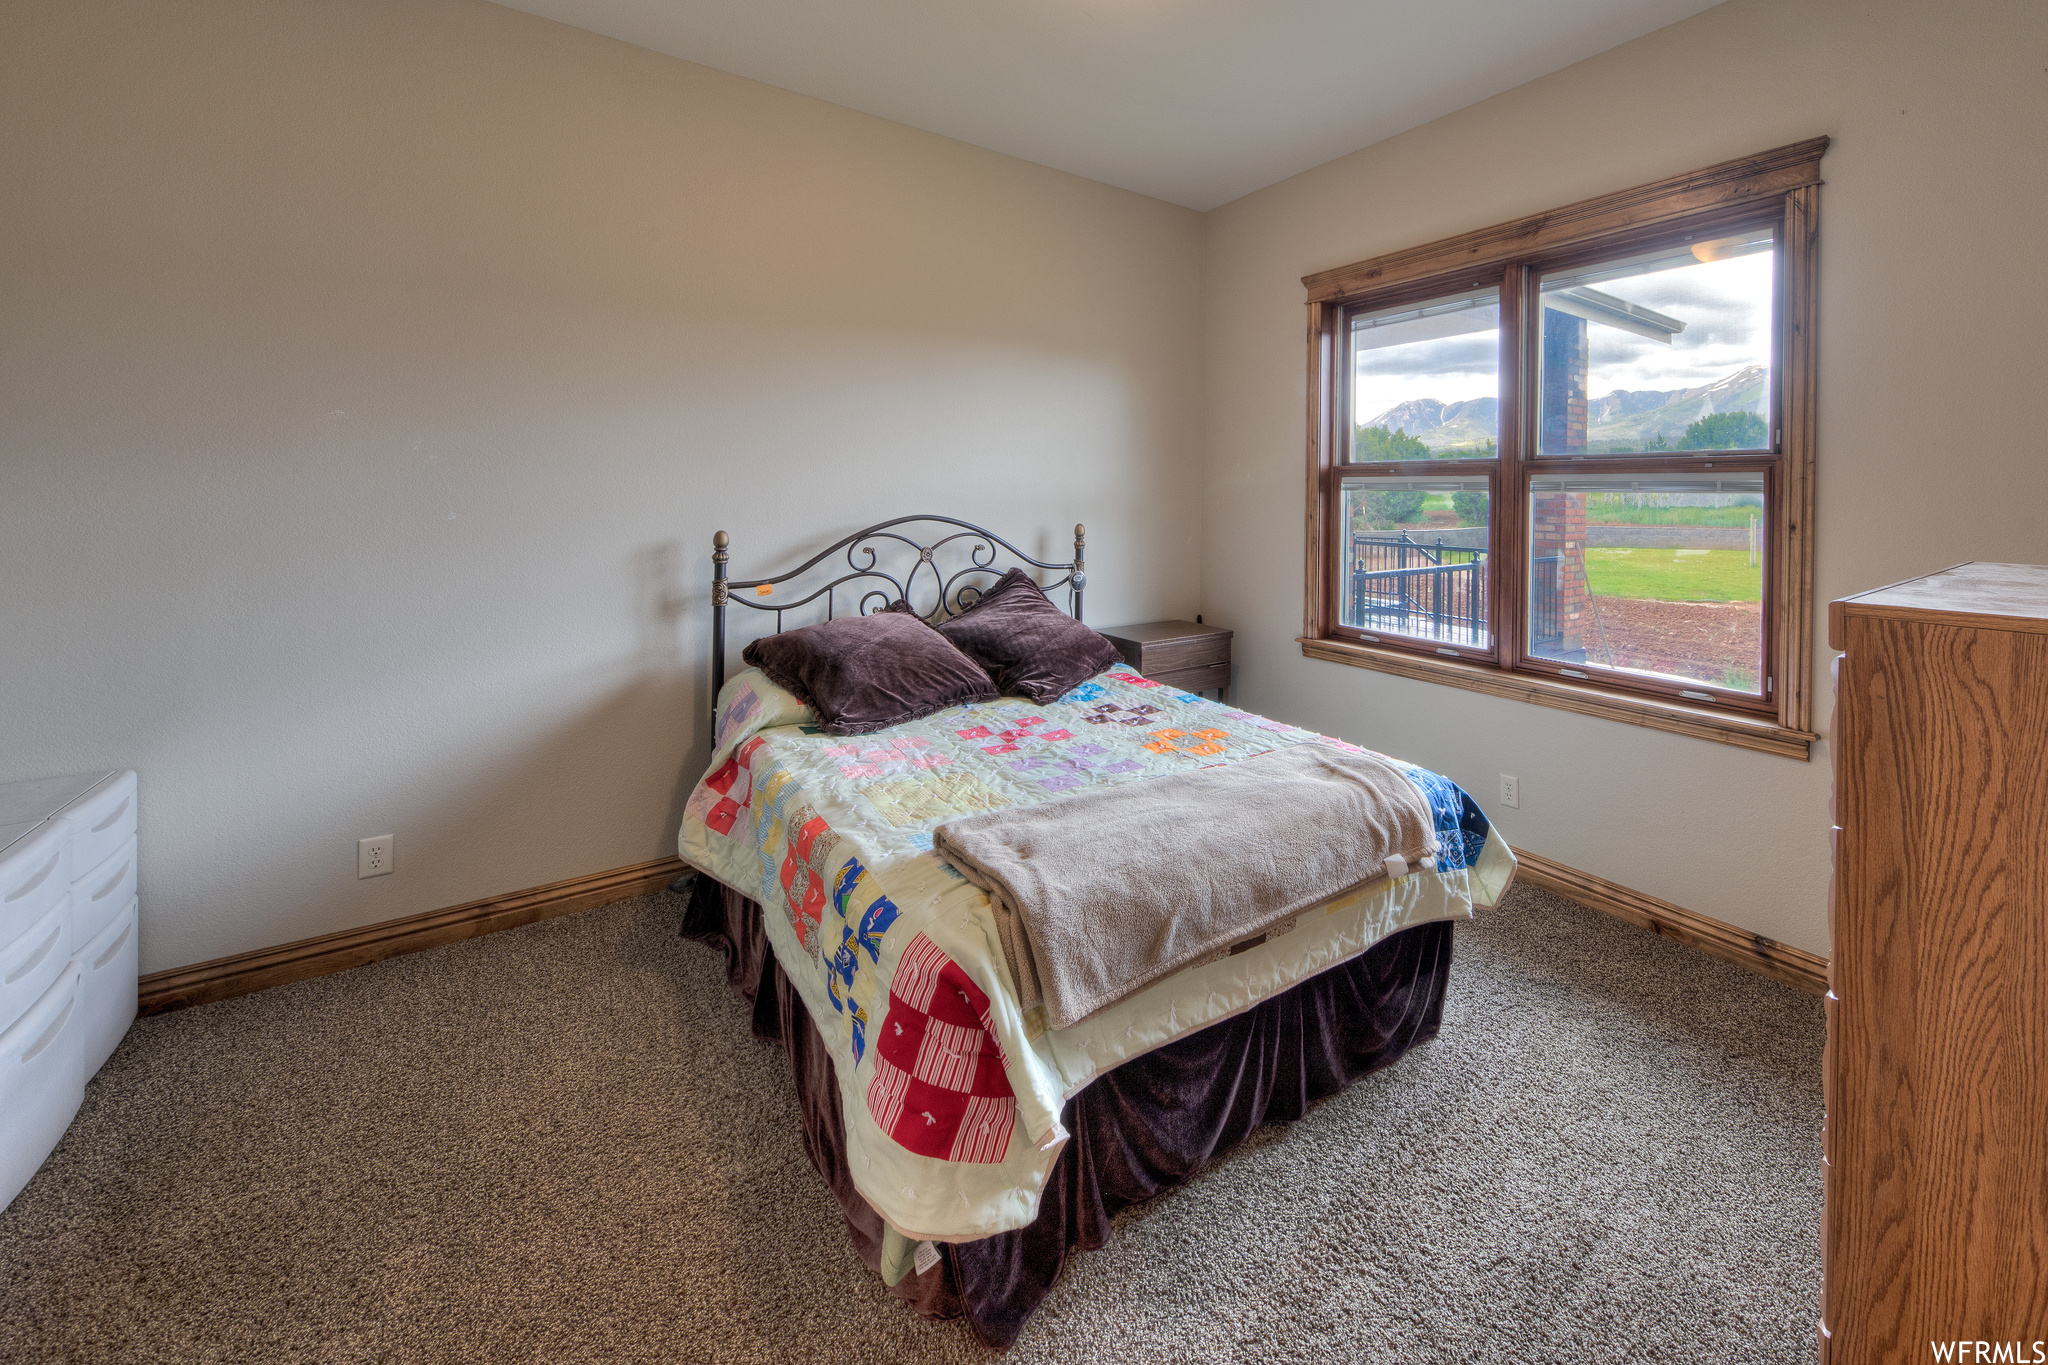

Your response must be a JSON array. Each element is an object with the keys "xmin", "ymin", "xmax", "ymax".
[{"xmin": 1353, "ymin": 250, "xmax": 1774, "ymax": 426}]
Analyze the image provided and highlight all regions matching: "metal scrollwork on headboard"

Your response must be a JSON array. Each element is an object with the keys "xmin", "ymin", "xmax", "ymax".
[{"xmin": 710, "ymin": 515, "xmax": 1088, "ymax": 713}]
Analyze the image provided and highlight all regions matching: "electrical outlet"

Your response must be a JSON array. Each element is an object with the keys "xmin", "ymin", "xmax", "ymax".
[
  {"xmin": 358, "ymin": 834, "xmax": 394, "ymax": 879},
  {"xmin": 1498, "ymin": 774, "xmax": 1520, "ymax": 810}
]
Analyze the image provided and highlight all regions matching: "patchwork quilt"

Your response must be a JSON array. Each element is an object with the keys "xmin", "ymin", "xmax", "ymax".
[{"xmin": 680, "ymin": 667, "xmax": 1517, "ymax": 1243}]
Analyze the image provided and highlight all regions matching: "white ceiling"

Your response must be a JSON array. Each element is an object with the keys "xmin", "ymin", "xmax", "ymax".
[{"xmin": 492, "ymin": 0, "xmax": 1726, "ymax": 211}]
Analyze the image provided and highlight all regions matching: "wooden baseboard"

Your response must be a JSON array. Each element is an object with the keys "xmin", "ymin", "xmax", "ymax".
[
  {"xmin": 138, "ymin": 855, "xmax": 692, "ymax": 1016},
  {"xmin": 1511, "ymin": 848, "xmax": 1828, "ymax": 996},
  {"xmin": 138, "ymin": 845, "xmax": 1821, "ymax": 1011}
]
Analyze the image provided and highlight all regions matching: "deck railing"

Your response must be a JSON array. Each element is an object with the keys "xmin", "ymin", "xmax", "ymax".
[
  {"xmin": 1345, "ymin": 531, "xmax": 1488, "ymax": 646},
  {"xmin": 1529, "ymin": 553, "xmax": 1561, "ymax": 654}
]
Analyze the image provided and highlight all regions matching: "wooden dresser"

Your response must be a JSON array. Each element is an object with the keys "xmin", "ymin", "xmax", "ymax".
[{"xmin": 1824, "ymin": 563, "xmax": 2048, "ymax": 1362}]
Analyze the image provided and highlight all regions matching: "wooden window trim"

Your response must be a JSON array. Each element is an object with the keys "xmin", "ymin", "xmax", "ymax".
[{"xmin": 1301, "ymin": 138, "xmax": 1826, "ymax": 760}]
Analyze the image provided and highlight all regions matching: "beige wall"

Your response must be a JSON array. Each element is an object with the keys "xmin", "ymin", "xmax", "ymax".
[
  {"xmin": 0, "ymin": 0, "xmax": 1204, "ymax": 973},
  {"xmin": 1200, "ymin": 0, "xmax": 2048, "ymax": 955},
  {"xmin": 9, "ymin": 0, "xmax": 2040, "ymax": 976}
]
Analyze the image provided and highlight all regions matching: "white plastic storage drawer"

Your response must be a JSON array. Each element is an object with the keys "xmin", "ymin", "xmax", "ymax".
[
  {"xmin": 74, "ymin": 897, "xmax": 137, "ymax": 1081},
  {"xmin": 70, "ymin": 836, "xmax": 137, "ymax": 951},
  {"xmin": 58, "ymin": 772, "xmax": 136, "ymax": 881},
  {"xmin": 0, "ymin": 964, "xmax": 84, "ymax": 1212},
  {"xmin": 0, "ymin": 772, "xmax": 113, "ymax": 828},
  {"xmin": 0, "ymin": 820, "xmax": 44, "ymax": 861},
  {"xmin": 0, "ymin": 819, "xmax": 70, "ymax": 949},
  {"xmin": 1, "ymin": 896, "xmax": 71, "ymax": 1036}
]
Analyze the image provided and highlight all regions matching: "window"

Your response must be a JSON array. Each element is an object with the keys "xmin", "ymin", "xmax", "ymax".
[{"xmin": 1302, "ymin": 139, "xmax": 1825, "ymax": 759}]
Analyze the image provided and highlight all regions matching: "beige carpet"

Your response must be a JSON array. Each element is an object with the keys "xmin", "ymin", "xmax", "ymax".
[{"xmin": 0, "ymin": 883, "xmax": 1823, "ymax": 1363}]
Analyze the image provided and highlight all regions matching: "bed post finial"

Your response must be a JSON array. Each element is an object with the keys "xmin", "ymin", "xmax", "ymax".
[
  {"xmin": 712, "ymin": 530, "xmax": 730, "ymax": 721},
  {"xmin": 1072, "ymin": 523, "xmax": 1087, "ymax": 622}
]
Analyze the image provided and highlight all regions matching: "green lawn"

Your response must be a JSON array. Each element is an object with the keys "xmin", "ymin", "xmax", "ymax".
[
  {"xmin": 1583, "ymin": 548, "xmax": 1762, "ymax": 602},
  {"xmin": 1582, "ymin": 495, "xmax": 1763, "ymax": 528}
]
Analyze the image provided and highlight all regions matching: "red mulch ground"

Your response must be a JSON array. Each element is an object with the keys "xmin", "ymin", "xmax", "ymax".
[{"xmin": 1583, "ymin": 596, "xmax": 1762, "ymax": 687}]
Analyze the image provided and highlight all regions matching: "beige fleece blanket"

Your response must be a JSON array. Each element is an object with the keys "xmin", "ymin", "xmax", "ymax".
[{"xmin": 932, "ymin": 741, "xmax": 1439, "ymax": 1030}]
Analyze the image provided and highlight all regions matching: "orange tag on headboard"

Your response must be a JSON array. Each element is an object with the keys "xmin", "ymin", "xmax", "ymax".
[{"xmin": 756, "ymin": 584, "xmax": 772, "ymax": 597}]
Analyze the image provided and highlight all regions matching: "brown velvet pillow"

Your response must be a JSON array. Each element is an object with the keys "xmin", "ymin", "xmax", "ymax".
[
  {"xmin": 934, "ymin": 569, "xmax": 1123, "ymax": 703},
  {"xmin": 741, "ymin": 610, "xmax": 998, "ymax": 735}
]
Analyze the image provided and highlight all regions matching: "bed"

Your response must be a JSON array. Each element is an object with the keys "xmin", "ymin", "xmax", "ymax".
[{"xmin": 676, "ymin": 516, "xmax": 1516, "ymax": 1347}]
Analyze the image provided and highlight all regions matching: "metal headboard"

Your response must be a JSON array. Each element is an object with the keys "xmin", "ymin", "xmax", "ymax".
[{"xmin": 711, "ymin": 515, "xmax": 1088, "ymax": 709}]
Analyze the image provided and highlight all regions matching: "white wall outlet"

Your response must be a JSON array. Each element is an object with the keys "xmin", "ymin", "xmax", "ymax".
[
  {"xmin": 1499, "ymin": 774, "xmax": 1520, "ymax": 810},
  {"xmin": 358, "ymin": 834, "xmax": 394, "ymax": 879}
]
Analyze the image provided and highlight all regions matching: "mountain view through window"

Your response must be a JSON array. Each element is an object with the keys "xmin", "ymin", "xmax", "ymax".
[{"xmin": 1344, "ymin": 229, "xmax": 1776, "ymax": 695}]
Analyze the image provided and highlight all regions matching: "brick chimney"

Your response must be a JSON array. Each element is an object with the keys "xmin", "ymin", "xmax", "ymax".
[
  {"xmin": 1531, "ymin": 306, "xmax": 1592, "ymax": 661},
  {"xmin": 1541, "ymin": 310, "xmax": 1588, "ymax": 454},
  {"xmin": 1529, "ymin": 490, "xmax": 1588, "ymax": 661}
]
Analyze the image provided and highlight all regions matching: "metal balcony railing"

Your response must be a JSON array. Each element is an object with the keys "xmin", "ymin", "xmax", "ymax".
[{"xmin": 1345, "ymin": 531, "xmax": 1488, "ymax": 646}]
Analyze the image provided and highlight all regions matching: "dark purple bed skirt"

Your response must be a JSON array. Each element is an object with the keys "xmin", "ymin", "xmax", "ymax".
[{"xmin": 680, "ymin": 874, "xmax": 1452, "ymax": 1349}]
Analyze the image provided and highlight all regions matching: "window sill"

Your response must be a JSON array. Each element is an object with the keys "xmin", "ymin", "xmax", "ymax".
[{"xmin": 1297, "ymin": 636, "xmax": 1815, "ymax": 760}]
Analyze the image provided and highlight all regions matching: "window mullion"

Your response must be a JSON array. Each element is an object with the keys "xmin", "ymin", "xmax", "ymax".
[{"xmin": 1498, "ymin": 263, "xmax": 1529, "ymax": 675}]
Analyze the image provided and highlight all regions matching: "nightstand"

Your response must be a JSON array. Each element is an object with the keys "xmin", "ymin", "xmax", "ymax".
[{"xmin": 1099, "ymin": 620, "xmax": 1232, "ymax": 701}]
